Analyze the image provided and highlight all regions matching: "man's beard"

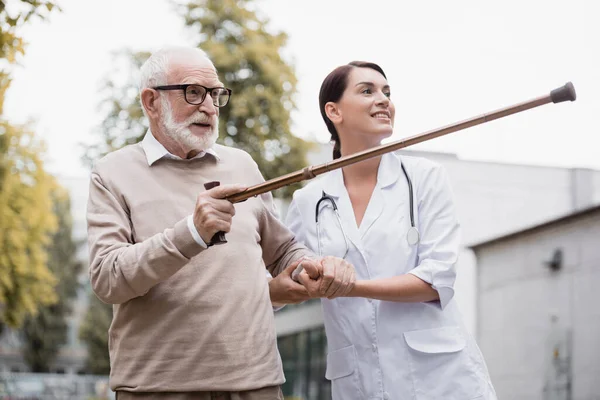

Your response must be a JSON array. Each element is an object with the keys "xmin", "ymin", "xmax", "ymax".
[{"xmin": 159, "ymin": 97, "xmax": 219, "ymax": 152}]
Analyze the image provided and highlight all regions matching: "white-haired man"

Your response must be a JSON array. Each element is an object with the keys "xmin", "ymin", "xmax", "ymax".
[{"xmin": 86, "ymin": 46, "xmax": 355, "ymax": 399}]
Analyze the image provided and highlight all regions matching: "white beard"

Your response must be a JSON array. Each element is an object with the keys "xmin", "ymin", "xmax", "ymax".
[{"xmin": 159, "ymin": 96, "xmax": 219, "ymax": 152}]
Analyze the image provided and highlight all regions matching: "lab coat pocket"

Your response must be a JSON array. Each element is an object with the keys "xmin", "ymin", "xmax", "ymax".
[
  {"xmin": 325, "ymin": 345, "xmax": 363, "ymax": 399},
  {"xmin": 404, "ymin": 326, "xmax": 484, "ymax": 400}
]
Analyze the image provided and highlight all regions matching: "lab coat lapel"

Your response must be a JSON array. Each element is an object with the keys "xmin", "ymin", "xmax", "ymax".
[
  {"xmin": 357, "ymin": 185, "xmax": 383, "ymax": 239},
  {"xmin": 358, "ymin": 153, "xmax": 403, "ymax": 239},
  {"xmin": 321, "ymin": 169, "xmax": 363, "ymax": 252}
]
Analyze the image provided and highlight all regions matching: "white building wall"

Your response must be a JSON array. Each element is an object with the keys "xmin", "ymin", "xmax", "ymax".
[
  {"xmin": 592, "ymin": 169, "xmax": 600, "ymax": 204},
  {"xmin": 474, "ymin": 209, "xmax": 600, "ymax": 400}
]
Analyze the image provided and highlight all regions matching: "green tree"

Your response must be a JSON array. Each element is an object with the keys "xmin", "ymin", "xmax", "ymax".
[
  {"xmin": 0, "ymin": 122, "xmax": 58, "ymax": 330},
  {"xmin": 81, "ymin": 50, "xmax": 150, "ymax": 167},
  {"xmin": 84, "ymin": 0, "xmax": 314, "ymax": 198},
  {"xmin": 79, "ymin": 294, "xmax": 112, "ymax": 375},
  {"xmin": 0, "ymin": 0, "xmax": 61, "ymax": 332},
  {"xmin": 21, "ymin": 187, "xmax": 82, "ymax": 372}
]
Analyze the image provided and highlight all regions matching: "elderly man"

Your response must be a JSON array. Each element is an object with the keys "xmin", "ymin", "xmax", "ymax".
[{"xmin": 86, "ymin": 46, "xmax": 355, "ymax": 400}]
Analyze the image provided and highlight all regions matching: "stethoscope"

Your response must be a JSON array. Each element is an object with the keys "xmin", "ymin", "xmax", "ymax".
[{"xmin": 315, "ymin": 161, "xmax": 420, "ymax": 256}]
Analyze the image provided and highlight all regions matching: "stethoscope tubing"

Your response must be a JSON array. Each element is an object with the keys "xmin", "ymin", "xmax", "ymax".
[{"xmin": 315, "ymin": 160, "xmax": 420, "ymax": 249}]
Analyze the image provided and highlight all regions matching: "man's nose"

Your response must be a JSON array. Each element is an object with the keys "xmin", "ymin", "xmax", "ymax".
[{"xmin": 198, "ymin": 93, "xmax": 217, "ymax": 115}]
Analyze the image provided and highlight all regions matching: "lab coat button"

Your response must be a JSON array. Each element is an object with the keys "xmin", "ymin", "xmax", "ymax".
[
  {"xmin": 372, "ymin": 343, "xmax": 377, "ymax": 351},
  {"xmin": 383, "ymin": 393, "xmax": 390, "ymax": 400}
]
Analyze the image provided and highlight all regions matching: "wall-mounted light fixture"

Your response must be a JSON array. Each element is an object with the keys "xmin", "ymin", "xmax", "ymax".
[{"xmin": 544, "ymin": 248, "xmax": 563, "ymax": 271}]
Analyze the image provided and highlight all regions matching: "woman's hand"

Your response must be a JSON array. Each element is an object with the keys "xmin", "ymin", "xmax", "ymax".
[{"xmin": 297, "ymin": 256, "xmax": 356, "ymax": 299}]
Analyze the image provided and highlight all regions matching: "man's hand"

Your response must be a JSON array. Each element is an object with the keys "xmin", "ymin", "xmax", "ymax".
[
  {"xmin": 193, "ymin": 183, "xmax": 247, "ymax": 244},
  {"xmin": 291, "ymin": 257, "xmax": 320, "ymax": 282},
  {"xmin": 269, "ymin": 258, "xmax": 321, "ymax": 306},
  {"xmin": 297, "ymin": 256, "xmax": 356, "ymax": 299}
]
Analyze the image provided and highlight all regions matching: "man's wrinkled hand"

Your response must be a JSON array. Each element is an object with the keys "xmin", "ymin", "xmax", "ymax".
[
  {"xmin": 193, "ymin": 183, "xmax": 247, "ymax": 244},
  {"xmin": 268, "ymin": 258, "xmax": 321, "ymax": 306}
]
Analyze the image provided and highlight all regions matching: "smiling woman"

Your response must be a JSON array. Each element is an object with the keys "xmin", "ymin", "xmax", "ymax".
[
  {"xmin": 317, "ymin": 61, "xmax": 394, "ymax": 161},
  {"xmin": 285, "ymin": 61, "xmax": 498, "ymax": 400}
]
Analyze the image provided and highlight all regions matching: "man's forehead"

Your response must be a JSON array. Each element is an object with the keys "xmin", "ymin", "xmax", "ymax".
[{"xmin": 168, "ymin": 61, "xmax": 222, "ymax": 85}]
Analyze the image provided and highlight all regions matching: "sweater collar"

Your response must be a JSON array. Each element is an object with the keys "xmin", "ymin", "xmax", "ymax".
[{"xmin": 141, "ymin": 130, "xmax": 219, "ymax": 166}]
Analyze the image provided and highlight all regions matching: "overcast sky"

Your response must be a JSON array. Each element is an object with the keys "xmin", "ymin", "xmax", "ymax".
[{"xmin": 5, "ymin": 0, "xmax": 599, "ymax": 178}]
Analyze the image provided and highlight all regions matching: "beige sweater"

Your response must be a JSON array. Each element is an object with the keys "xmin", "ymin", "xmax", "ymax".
[{"xmin": 86, "ymin": 142, "xmax": 309, "ymax": 392}]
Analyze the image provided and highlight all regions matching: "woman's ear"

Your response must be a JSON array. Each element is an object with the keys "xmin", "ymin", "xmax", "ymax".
[
  {"xmin": 141, "ymin": 88, "xmax": 160, "ymax": 119},
  {"xmin": 325, "ymin": 102, "xmax": 342, "ymax": 124}
]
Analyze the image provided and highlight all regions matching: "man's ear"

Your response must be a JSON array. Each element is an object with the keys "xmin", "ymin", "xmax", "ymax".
[
  {"xmin": 325, "ymin": 102, "xmax": 342, "ymax": 124},
  {"xmin": 141, "ymin": 88, "xmax": 160, "ymax": 119}
]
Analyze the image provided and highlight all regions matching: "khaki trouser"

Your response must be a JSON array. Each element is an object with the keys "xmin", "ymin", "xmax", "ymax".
[{"xmin": 115, "ymin": 385, "xmax": 284, "ymax": 400}]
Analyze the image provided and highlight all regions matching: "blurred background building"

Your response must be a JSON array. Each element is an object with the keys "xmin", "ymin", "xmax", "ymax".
[{"xmin": 472, "ymin": 205, "xmax": 600, "ymax": 400}]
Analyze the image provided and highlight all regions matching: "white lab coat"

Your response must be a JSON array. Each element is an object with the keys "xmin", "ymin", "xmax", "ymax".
[{"xmin": 286, "ymin": 152, "xmax": 497, "ymax": 400}]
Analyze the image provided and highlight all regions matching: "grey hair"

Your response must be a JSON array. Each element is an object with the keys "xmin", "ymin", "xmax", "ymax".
[
  {"xmin": 138, "ymin": 46, "xmax": 212, "ymax": 116},
  {"xmin": 139, "ymin": 46, "xmax": 211, "ymax": 91}
]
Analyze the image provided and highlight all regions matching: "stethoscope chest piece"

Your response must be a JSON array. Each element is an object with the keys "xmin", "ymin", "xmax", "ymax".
[{"xmin": 407, "ymin": 226, "xmax": 420, "ymax": 246}]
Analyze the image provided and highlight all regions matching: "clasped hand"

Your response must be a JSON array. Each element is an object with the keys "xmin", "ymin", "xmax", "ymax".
[{"xmin": 269, "ymin": 256, "xmax": 356, "ymax": 306}]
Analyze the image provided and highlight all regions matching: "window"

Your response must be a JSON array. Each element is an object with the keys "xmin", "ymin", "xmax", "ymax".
[{"xmin": 278, "ymin": 327, "xmax": 330, "ymax": 400}]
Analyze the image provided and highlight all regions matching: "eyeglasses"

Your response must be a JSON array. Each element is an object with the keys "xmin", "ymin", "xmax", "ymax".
[{"xmin": 153, "ymin": 84, "xmax": 232, "ymax": 107}]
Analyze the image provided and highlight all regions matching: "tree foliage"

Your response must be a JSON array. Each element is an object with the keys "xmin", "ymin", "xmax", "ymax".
[
  {"xmin": 79, "ymin": 294, "xmax": 112, "ymax": 375},
  {"xmin": 0, "ymin": 122, "xmax": 58, "ymax": 329},
  {"xmin": 21, "ymin": 187, "xmax": 82, "ymax": 372},
  {"xmin": 0, "ymin": 0, "xmax": 61, "ymax": 332},
  {"xmin": 81, "ymin": 50, "xmax": 150, "ymax": 167}
]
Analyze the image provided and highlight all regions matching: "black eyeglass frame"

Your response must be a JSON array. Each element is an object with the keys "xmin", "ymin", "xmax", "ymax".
[{"xmin": 153, "ymin": 84, "xmax": 232, "ymax": 107}]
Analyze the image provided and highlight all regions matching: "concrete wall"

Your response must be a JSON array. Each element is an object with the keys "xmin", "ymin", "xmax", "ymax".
[
  {"xmin": 474, "ymin": 209, "xmax": 600, "ymax": 400},
  {"xmin": 592, "ymin": 169, "xmax": 600, "ymax": 204}
]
